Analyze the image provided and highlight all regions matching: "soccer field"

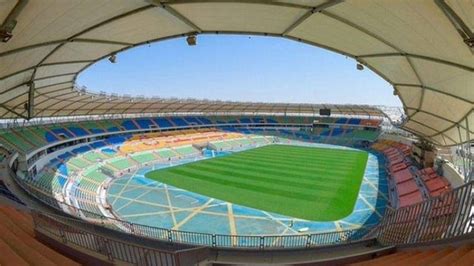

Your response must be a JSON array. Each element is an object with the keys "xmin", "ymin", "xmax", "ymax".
[{"xmin": 146, "ymin": 145, "xmax": 368, "ymax": 221}]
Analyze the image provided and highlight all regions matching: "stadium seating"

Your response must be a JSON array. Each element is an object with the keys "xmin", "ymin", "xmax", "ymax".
[
  {"xmin": 67, "ymin": 127, "xmax": 89, "ymax": 137},
  {"xmin": 417, "ymin": 168, "xmax": 452, "ymax": 197},
  {"xmin": 352, "ymin": 244, "xmax": 473, "ymax": 266},
  {"xmin": 153, "ymin": 117, "xmax": 173, "ymax": 128},
  {"xmin": 169, "ymin": 117, "xmax": 188, "ymax": 127},
  {"xmin": 373, "ymin": 139, "xmax": 453, "ymax": 208},
  {"xmin": 134, "ymin": 118, "xmax": 155, "ymax": 129},
  {"xmin": 131, "ymin": 151, "xmax": 158, "ymax": 164},
  {"xmin": 0, "ymin": 116, "xmax": 382, "ymax": 157},
  {"xmin": 0, "ymin": 205, "xmax": 80, "ymax": 266},
  {"xmin": 122, "ymin": 120, "xmax": 139, "ymax": 130}
]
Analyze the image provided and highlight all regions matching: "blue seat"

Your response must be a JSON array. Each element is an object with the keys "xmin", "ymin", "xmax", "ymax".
[
  {"xmin": 266, "ymin": 118, "xmax": 278, "ymax": 124},
  {"xmin": 57, "ymin": 163, "xmax": 68, "ymax": 176},
  {"xmin": 135, "ymin": 119, "xmax": 154, "ymax": 129},
  {"xmin": 89, "ymin": 128, "xmax": 105, "ymax": 134},
  {"xmin": 239, "ymin": 118, "xmax": 252, "ymax": 124},
  {"xmin": 183, "ymin": 117, "xmax": 202, "ymax": 125},
  {"xmin": 170, "ymin": 117, "xmax": 188, "ymax": 127},
  {"xmin": 332, "ymin": 128, "xmax": 344, "ymax": 136},
  {"xmin": 51, "ymin": 128, "xmax": 74, "ymax": 138},
  {"xmin": 153, "ymin": 118, "xmax": 173, "ymax": 128},
  {"xmin": 122, "ymin": 120, "xmax": 138, "ymax": 130},
  {"xmin": 107, "ymin": 127, "xmax": 120, "ymax": 132},
  {"xmin": 335, "ymin": 118, "xmax": 348, "ymax": 124},
  {"xmin": 348, "ymin": 118, "xmax": 361, "ymax": 125},
  {"xmin": 57, "ymin": 176, "xmax": 67, "ymax": 187},
  {"xmin": 44, "ymin": 132, "xmax": 59, "ymax": 142},
  {"xmin": 251, "ymin": 117, "xmax": 265, "ymax": 123},
  {"xmin": 68, "ymin": 127, "xmax": 88, "ymax": 137},
  {"xmin": 90, "ymin": 141, "xmax": 106, "ymax": 149},
  {"xmin": 107, "ymin": 135, "xmax": 130, "ymax": 145},
  {"xmin": 72, "ymin": 146, "xmax": 91, "ymax": 154},
  {"xmin": 58, "ymin": 152, "xmax": 73, "ymax": 160},
  {"xmin": 197, "ymin": 117, "xmax": 212, "ymax": 125}
]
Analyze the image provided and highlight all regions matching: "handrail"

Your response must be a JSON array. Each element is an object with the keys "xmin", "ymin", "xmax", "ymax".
[
  {"xmin": 32, "ymin": 211, "xmax": 179, "ymax": 265},
  {"xmin": 10, "ymin": 165, "xmax": 474, "ymax": 251},
  {"xmin": 376, "ymin": 180, "xmax": 473, "ymax": 245},
  {"xmin": 12, "ymin": 170, "xmax": 373, "ymax": 249}
]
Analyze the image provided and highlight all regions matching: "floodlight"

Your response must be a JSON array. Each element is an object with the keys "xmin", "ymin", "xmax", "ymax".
[
  {"xmin": 186, "ymin": 35, "xmax": 197, "ymax": 46},
  {"xmin": 109, "ymin": 53, "xmax": 117, "ymax": 63}
]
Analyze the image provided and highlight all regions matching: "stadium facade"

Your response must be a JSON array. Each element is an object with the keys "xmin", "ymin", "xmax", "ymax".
[{"xmin": 0, "ymin": 0, "xmax": 472, "ymax": 265}]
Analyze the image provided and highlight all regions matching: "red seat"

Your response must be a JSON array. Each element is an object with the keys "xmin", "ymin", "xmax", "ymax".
[
  {"xmin": 399, "ymin": 191, "xmax": 424, "ymax": 208},
  {"xmin": 397, "ymin": 180, "xmax": 419, "ymax": 196},
  {"xmin": 390, "ymin": 162, "xmax": 409, "ymax": 173},
  {"xmin": 393, "ymin": 168, "xmax": 413, "ymax": 184},
  {"xmin": 425, "ymin": 178, "xmax": 446, "ymax": 192}
]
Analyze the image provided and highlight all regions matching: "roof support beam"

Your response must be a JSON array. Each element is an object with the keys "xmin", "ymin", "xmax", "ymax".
[
  {"xmin": 405, "ymin": 107, "xmax": 472, "ymax": 133},
  {"xmin": 33, "ymin": 73, "xmax": 76, "ymax": 82},
  {"xmin": 394, "ymin": 83, "xmax": 473, "ymax": 104},
  {"xmin": 357, "ymin": 53, "xmax": 474, "ymax": 72},
  {"xmin": 0, "ymin": 0, "xmax": 29, "ymax": 42},
  {"xmin": 427, "ymin": 109, "xmax": 474, "ymax": 138},
  {"xmin": 434, "ymin": 0, "xmax": 474, "ymax": 50},
  {"xmin": 281, "ymin": 0, "xmax": 344, "ymax": 36},
  {"xmin": 407, "ymin": 118, "xmax": 457, "ymax": 144},
  {"xmin": 0, "ymin": 39, "xmax": 131, "ymax": 58},
  {"xmin": 157, "ymin": 2, "xmax": 202, "ymax": 33},
  {"xmin": 27, "ymin": 81, "xmax": 34, "ymax": 119},
  {"xmin": 0, "ymin": 103, "xmax": 27, "ymax": 120}
]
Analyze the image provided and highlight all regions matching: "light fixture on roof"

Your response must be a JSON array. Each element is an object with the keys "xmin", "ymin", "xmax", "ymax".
[
  {"xmin": 108, "ymin": 53, "xmax": 117, "ymax": 63},
  {"xmin": 186, "ymin": 34, "xmax": 197, "ymax": 46},
  {"xmin": 0, "ymin": 26, "xmax": 14, "ymax": 42},
  {"xmin": 356, "ymin": 62, "xmax": 364, "ymax": 71}
]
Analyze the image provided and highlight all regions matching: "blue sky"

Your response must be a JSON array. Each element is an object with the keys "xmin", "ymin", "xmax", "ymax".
[{"xmin": 77, "ymin": 35, "xmax": 401, "ymax": 106}]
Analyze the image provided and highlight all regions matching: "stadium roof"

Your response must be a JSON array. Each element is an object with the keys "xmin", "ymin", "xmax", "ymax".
[{"xmin": 0, "ymin": 0, "xmax": 472, "ymax": 146}]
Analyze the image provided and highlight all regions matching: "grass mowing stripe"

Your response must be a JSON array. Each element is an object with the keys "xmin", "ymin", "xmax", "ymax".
[
  {"xmin": 146, "ymin": 144, "xmax": 368, "ymax": 221},
  {"xmin": 163, "ymin": 169, "xmax": 336, "ymax": 205},
  {"xmin": 179, "ymin": 162, "xmax": 347, "ymax": 194},
  {"xmin": 166, "ymin": 166, "xmax": 342, "ymax": 200},
  {"xmin": 201, "ymin": 155, "xmax": 358, "ymax": 179},
  {"xmin": 197, "ymin": 159, "xmax": 354, "ymax": 186},
  {"xmin": 213, "ymin": 154, "xmax": 359, "ymax": 174}
]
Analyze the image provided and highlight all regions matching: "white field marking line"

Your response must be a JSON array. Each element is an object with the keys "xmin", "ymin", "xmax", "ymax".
[
  {"xmin": 352, "ymin": 208, "xmax": 373, "ymax": 213},
  {"xmin": 110, "ymin": 180, "xmax": 163, "ymax": 189},
  {"xmin": 114, "ymin": 189, "xmax": 155, "ymax": 212},
  {"xmin": 112, "ymin": 193, "xmax": 173, "ymax": 209},
  {"xmin": 172, "ymin": 199, "xmax": 214, "ymax": 230},
  {"xmin": 227, "ymin": 203, "xmax": 238, "ymax": 239},
  {"xmin": 270, "ymin": 227, "xmax": 290, "ymax": 247},
  {"xmin": 261, "ymin": 211, "xmax": 299, "ymax": 234},
  {"xmin": 112, "ymin": 194, "xmax": 225, "ymax": 214},
  {"xmin": 164, "ymin": 184, "xmax": 177, "ymax": 226},
  {"xmin": 359, "ymin": 194, "xmax": 383, "ymax": 218},
  {"xmin": 111, "ymin": 170, "xmax": 139, "ymax": 205},
  {"xmin": 120, "ymin": 208, "xmax": 189, "ymax": 218},
  {"xmin": 175, "ymin": 194, "xmax": 199, "ymax": 204},
  {"xmin": 362, "ymin": 177, "xmax": 389, "ymax": 201},
  {"xmin": 338, "ymin": 221, "xmax": 363, "ymax": 229}
]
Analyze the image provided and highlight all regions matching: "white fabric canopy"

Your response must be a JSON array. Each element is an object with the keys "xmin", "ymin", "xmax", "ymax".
[{"xmin": 0, "ymin": 0, "xmax": 472, "ymax": 146}]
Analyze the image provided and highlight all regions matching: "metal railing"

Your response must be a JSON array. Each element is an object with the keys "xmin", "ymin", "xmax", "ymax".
[
  {"xmin": 12, "ymin": 165, "xmax": 474, "ymax": 252},
  {"xmin": 33, "ymin": 211, "xmax": 178, "ymax": 265},
  {"xmin": 14, "ymin": 173, "xmax": 373, "ymax": 249},
  {"xmin": 376, "ymin": 181, "xmax": 473, "ymax": 245}
]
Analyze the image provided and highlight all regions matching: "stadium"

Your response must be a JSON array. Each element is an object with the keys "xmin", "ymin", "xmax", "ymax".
[{"xmin": 0, "ymin": 0, "xmax": 472, "ymax": 265}]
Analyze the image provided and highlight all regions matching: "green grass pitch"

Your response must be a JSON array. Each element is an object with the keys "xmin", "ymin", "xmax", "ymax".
[{"xmin": 146, "ymin": 145, "xmax": 368, "ymax": 221}]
